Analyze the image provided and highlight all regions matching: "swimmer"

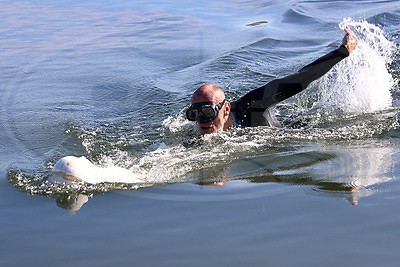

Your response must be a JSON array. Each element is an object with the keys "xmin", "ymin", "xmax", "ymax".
[{"xmin": 186, "ymin": 27, "xmax": 358, "ymax": 134}]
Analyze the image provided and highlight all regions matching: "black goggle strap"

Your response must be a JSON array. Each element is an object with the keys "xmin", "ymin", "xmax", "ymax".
[{"xmin": 215, "ymin": 99, "xmax": 226, "ymax": 111}]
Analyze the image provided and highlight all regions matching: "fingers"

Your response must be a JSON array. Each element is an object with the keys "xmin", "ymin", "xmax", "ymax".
[
  {"xmin": 344, "ymin": 26, "xmax": 355, "ymax": 40},
  {"xmin": 342, "ymin": 26, "xmax": 358, "ymax": 54}
]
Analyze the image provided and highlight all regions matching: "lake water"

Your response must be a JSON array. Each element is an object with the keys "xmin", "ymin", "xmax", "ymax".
[{"xmin": 1, "ymin": 0, "xmax": 400, "ymax": 266}]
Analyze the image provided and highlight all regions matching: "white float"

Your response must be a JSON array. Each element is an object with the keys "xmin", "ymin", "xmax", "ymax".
[{"xmin": 50, "ymin": 156, "xmax": 144, "ymax": 184}]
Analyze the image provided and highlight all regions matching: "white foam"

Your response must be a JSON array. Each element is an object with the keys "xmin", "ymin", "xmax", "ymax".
[
  {"xmin": 302, "ymin": 19, "xmax": 395, "ymax": 113},
  {"xmin": 161, "ymin": 113, "xmax": 195, "ymax": 134}
]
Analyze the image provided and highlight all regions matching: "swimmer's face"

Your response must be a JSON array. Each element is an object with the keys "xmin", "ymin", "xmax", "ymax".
[
  {"xmin": 197, "ymin": 102, "xmax": 226, "ymax": 134},
  {"xmin": 189, "ymin": 84, "xmax": 231, "ymax": 134},
  {"xmin": 189, "ymin": 99, "xmax": 230, "ymax": 134}
]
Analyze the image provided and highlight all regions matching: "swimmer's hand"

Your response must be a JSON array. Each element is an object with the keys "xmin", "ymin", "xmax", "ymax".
[{"xmin": 342, "ymin": 26, "xmax": 358, "ymax": 54}]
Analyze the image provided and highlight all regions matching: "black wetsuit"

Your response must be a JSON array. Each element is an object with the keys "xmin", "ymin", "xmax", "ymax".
[{"xmin": 230, "ymin": 45, "xmax": 350, "ymax": 127}]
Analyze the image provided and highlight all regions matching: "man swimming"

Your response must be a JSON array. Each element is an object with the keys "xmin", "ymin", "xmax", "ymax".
[{"xmin": 186, "ymin": 27, "xmax": 358, "ymax": 134}]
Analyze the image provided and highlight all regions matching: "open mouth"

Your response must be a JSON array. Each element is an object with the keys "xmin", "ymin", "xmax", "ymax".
[
  {"xmin": 201, "ymin": 125, "xmax": 212, "ymax": 130},
  {"xmin": 200, "ymin": 124, "xmax": 213, "ymax": 133}
]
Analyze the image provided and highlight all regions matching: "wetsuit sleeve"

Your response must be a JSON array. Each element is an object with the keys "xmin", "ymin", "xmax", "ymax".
[{"xmin": 232, "ymin": 45, "xmax": 350, "ymax": 127}]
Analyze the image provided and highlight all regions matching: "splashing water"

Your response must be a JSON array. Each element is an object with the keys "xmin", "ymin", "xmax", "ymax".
[
  {"xmin": 7, "ymin": 19, "xmax": 399, "ymax": 201},
  {"xmin": 129, "ymin": 19, "xmax": 399, "ymax": 185},
  {"xmin": 298, "ymin": 19, "xmax": 396, "ymax": 113}
]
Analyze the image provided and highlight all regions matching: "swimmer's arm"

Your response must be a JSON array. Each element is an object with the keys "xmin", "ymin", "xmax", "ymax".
[
  {"xmin": 235, "ymin": 45, "xmax": 350, "ymax": 110},
  {"xmin": 232, "ymin": 28, "xmax": 358, "ymax": 126},
  {"xmin": 253, "ymin": 27, "xmax": 358, "ymax": 108},
  {"xmin": 270, "ymin": 44, "xmax": 350, "ymax": 100}
]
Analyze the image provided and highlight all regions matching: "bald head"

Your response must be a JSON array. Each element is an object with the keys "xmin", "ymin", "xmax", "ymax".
[
  {"xmin": 188, "ymin": 83, "xmax": 233, "ymax": 134},
  {"xmin": 191, "ymin": 84, "xmax": 225, "ymax": 104}
]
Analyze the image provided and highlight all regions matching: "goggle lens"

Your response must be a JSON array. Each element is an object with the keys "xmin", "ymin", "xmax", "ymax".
[
  {"xmin": 186, "ymin": 109, "xmax": 199, "ymax": 121},
  {"xmin": 201, "ymin": 107, "xmax": 216, "ymax": 118}
]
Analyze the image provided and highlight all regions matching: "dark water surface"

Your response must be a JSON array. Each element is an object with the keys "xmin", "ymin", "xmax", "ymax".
[{"xmin": 1, "ymin": 0, "xmax": 400, "ymax": 266}]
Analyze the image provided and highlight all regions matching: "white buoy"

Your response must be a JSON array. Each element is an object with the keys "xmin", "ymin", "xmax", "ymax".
[{"xmin": 50, "ymin": 156, "xmax": 144, "ymax": 184}]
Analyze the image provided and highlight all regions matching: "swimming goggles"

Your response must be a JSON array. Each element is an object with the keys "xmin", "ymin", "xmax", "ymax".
[{"xmin": 186, "ymin": 99, "xmax": 226, "ymax": 123}]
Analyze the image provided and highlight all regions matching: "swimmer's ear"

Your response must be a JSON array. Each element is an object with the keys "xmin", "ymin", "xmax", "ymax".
[{"xmin": 224, "ymin": 101, "xmax": 231, "ymax": 118}]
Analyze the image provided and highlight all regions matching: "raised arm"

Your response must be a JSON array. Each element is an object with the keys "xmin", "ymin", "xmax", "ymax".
[{"xmin": 232, "ymin": 27, "xmax": 358, "ymax": 127}]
